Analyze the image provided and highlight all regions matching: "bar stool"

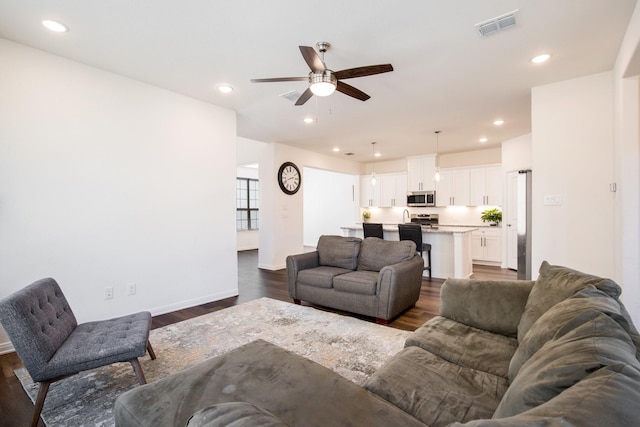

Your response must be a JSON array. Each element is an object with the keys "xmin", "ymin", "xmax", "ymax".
[
  {"xmin": 398, "ymin": 223, "xmax": 432, "ymax": 278},
  {"xmin": 363, "ymin": 223, "xmax": 384, "ymax": 239}
]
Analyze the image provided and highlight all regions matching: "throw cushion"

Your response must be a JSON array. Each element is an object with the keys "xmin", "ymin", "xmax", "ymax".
[
  {"xmin": 316, "ymin": 235, "xmax": 361, "ymax": 270},
  {"xmin": 186, "ymin": 403, "xmax": 289, "ymax": 427},
  {"xmin": 517, "ymin": 261, "xmax": 621, "ymax": 341},
  {"xmin": 509, "ymin": 286, "xmax": 636, "ymax": 382},
  {"xmin": 495, "ymin": 310, "xmax": 639, "ymax": 418},
  {"xmin": 357, "ymin": 237, "xmax": 416, "ymax": 272}
]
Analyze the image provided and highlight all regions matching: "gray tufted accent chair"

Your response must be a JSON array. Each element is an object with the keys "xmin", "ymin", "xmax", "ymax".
[{"xmin": 0, "ymin": 277, "xmax": 156, "ymax": 427}]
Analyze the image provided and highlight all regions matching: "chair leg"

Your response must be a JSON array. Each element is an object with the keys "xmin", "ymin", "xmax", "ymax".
[
  {"xmin": 427, "ymin": 248, "xmax": 432, "ymax": 279},
  {"xmin": 130, "ymin": 359, "xmax": 147, "ymax": 385},
  {"xmin": 31, "ymin": 380, "xmax": 51, "ymax": 427},
  {"xmin": 147, "ymin": 340, "xmax": 157, "ymax": 360}
]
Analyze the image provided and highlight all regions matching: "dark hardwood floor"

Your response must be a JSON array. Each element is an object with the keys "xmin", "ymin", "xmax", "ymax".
[{"xmin": 0, "ymin": 250, "xmax": 516, "ymax": 426}]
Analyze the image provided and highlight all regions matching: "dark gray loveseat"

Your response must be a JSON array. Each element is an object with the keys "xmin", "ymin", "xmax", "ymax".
[
  {"xmin": 286, "ymin": 235, "xmax": 425, "ymax": 324},
  {"xmin": 115, "ymin": 261, "xmax": 640, "ymax": 426}
]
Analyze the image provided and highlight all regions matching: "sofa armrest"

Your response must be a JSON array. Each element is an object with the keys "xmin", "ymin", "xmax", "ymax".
[
  {"xmin": 440, "ymin": 278, "xmax": 535, "ymax": 337},
  {"xmin": 376, "ymin": 255, "xmax": 425, "ymax": 320},
  {"xmin": 286, "ymin": 251, "xmax": 320, "ymax": 299}
]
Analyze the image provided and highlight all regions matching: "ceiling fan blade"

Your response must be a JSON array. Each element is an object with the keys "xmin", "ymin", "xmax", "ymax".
[
  {"xmin": 250, "ymin": 77, "xmax": 308, "ymax": 83},
  {"xmin": 299, "ymin": 46, "xmax": 325, "ymax": 72},
  {"xmin": 336, "ymin": 81, "xmax": 370, "ymax": 101},
  {"xmin": 334, "ymin": 64, "xmax": 394, "ymax": 80},
  {"xmin": 295, "ymin": 88, "xmax": 314, "ymax": 106}
]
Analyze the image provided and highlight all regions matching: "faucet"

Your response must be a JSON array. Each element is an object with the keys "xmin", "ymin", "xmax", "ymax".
[{"xmin": 403, "ymin": 209, "xmax": 410, "ymax": 224}]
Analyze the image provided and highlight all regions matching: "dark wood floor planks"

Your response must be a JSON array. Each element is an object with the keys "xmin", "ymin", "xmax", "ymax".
[{"xmin": 0, "ymin": 250, "xmax": 516, "ymax": 425}]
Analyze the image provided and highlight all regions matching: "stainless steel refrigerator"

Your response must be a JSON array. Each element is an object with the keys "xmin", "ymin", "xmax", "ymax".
[{"xmin": 517, "ymin": 170, "xmax": 532, "ymax": 279}]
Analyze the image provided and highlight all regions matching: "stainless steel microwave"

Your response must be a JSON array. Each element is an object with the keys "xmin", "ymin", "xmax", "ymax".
[{"xmin": 407, "ymin": 191, "xmax": 436, "ymax": 207}]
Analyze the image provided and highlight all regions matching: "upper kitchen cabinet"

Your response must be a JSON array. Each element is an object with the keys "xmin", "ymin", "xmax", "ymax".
[
  {"xmin": 407, "ymin": 155, "xmax": 436, "ymax": 192},
  {"xmin": 360, "ymin": 174, "xmax": 381, "ymax": 207},
  {"xmin": 436, "ymin": 168, "xmax": 470, "ymax": 206},
  {"xmin": 469, "ymin": 165, "xmax": 502, "ymax": 206},
  {"xmin": 380, "ymin": 172, "xmax": 407, "ymax": 207}
]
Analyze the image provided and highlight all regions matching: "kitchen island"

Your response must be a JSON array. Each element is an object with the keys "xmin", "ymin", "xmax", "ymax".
[{"xmin": 340, "ymin": 224, "xmax": 476, "ymax": 279}]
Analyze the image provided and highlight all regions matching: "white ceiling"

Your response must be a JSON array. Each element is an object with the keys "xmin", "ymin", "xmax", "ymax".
[{"xmin": 0, "ymin": 0, "xmax": 636, "ymax": 162}]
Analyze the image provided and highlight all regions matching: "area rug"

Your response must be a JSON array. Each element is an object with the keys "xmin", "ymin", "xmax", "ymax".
[{"xmin": 16, "ymin": 297, "xmax": 410, "ymax": 426}]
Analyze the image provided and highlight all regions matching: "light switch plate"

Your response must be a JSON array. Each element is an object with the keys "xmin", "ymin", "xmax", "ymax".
[{"xmin": 543, "ymin": 195, "xmax": 562, "ymax": 206}]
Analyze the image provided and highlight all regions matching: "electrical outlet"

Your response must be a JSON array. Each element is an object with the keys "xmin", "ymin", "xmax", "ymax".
[
  {"xmin": 127, "ymin": 283, "xmax": 136, "ymax": 296},
  {"xmin": 104, "ymin": 286, "xmax": 114, "ymax": 300}
]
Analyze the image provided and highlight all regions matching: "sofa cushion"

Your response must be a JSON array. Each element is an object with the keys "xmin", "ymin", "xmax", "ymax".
[
  {"xmin": 357, "ymin": 237, "xmax": 416, "ymax": 272},
  {"xmin": 296, "ymin": 266, "xmax": 352, "ymax": 289},
  {"xmin": 406, "ymin": 316, "xmax": 518, "ymax": 379},
  {"xmin": 509, "ymin": 286, "xmax": 638, "ymax": 381},
  {"xmin": 333, "ymin": 271, "xmax": 379, "ymax": 295},
  {"xmin": 316, "ymin": 235, "xmax": 361, "ymax": 270},
  {"xmin": 517, "ymin": 261, "xmax": 621, "ymax": 341},
  {"xmin": 495, "ymin": 310, "xmax": 640, "ymax": 418},
  {"xmin": 186, "ymin": 403, "xmax": 289, "ymax": 427},
  {"xmin": 364, "ymin": 346, "xmax": 508, "ymax": 427}
]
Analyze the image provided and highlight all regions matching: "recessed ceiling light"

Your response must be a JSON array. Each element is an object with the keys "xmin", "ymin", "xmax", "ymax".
[
  {"xmin": 332, "ymin": 147, "xmax": 340, "ymax": 152},
  {"xmin": 493, "ymin": 119, "xmax": 505, "ymax": 126},
  {"xmin": 217, "ymin": 85, "xmax": 233, "ymax": 94},
  {"xmin": 42, "ymin": 20, "xmax": 68, "ymax": 33},
  {"xmin": 531, "ymin": 53, "xmax": 551, "ymax": 64},
  {"xmin": 303, "ymin": 117, "xmax": 314, "ymax": 124},
  {"xmin": 479, "ymin": 137, "xmax": 488, "ymax": 143},
  {"xmin": 374, "ymin": 152, "xmax": 381, "ymax": 157}
]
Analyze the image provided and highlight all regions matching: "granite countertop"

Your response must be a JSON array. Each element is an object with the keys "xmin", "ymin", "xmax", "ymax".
[{"xmin": 341, "ymin": 224, "xmax": 478, "ymax": 234}]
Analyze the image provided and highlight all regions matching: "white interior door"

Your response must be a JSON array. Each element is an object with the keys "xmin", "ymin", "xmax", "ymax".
[{"xmin": 506, "ymin": 171, "xmax": 519, "ymax": 270}]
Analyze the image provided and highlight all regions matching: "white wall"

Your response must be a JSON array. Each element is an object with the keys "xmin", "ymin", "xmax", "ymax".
[
  {"xmin": 0, "ymin": 39, "xmax": 238, "ymax": 352},
  {"xmin": 303, "ymin": 168, "xmax": 359, "ymax": 247},
  {"xmin": 613, "ymin": 3, "xmax": 640, "ymax": 324},
  {"xmin": 531, "ymin": 72, "xmax": 615, "ymax": 278},
  {"xmin": 502, "ymin": 134, "xmax": 532, "ymax": 173},
  {"xmin": 259, "ymin": 143, "xmax": 360, "ymax": 270}
]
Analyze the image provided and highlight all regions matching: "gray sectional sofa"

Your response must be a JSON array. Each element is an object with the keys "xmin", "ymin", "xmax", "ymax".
[
  {"xmin": 115, "ymin": 261, "xmax": 640, "ymax": 426},
  {"xmin": 286, "ymin": 235, "xmax": 425, "ymax": 324}
]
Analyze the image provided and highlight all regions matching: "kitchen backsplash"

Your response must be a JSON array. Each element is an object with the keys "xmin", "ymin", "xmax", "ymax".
[{"xmin": 360, "ymin": 206, "xmax": 500, "ymax": 226}]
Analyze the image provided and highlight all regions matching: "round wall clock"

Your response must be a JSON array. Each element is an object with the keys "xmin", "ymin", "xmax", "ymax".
[{"xmin": 278, "ymin": 162, "xmax": 301, "ymax": 195}]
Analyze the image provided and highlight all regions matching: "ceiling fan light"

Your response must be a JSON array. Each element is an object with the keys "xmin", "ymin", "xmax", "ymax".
[{"xmin": 309, "ymin": 71, "xmax": 337, "ymax": 97}]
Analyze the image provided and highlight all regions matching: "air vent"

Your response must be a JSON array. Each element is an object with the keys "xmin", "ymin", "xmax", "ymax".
[
  {"xmin": 344, "ymin": 152, "xmax": 355, "ymax": 156},
  {"xmin": 279, "ymin": 90, "xmax": 301, "ymax": 102},
  {"xmin": 476, "ymin": 10, "xmax": 518, "ymax": 38}
]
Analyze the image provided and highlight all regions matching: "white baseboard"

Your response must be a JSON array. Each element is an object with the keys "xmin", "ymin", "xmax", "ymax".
[
  {"xmin": 0, "ymin": 341, "xmax": 14, "ymax": 355},
  {"xmin": 257, "ymin": 263, "xmax": 286, "ymax": 271},
  {"xmin": 148, "ymin": 289, "xmax": 239, "ymax": 317}
]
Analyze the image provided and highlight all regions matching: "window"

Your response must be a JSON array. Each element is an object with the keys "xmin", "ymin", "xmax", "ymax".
[{"xmin": 236, "ymin": 178, "xmax": 259, "ymax": 231}]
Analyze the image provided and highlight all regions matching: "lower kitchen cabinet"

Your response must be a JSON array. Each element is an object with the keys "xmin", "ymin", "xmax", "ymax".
[{"xmin": 471, "ymin": 228, "xmax": 501, "ymax": 264}]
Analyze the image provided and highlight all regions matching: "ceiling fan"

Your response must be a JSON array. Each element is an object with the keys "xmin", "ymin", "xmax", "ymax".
[{"xmin": 250, "ymin": 41, "xmax": 393, "ymax": 106}]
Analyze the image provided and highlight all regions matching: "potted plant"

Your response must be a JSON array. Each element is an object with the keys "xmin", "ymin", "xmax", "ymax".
[
  {"xmin": 480, "ymin": 208, "xmax": 502, "ymax": 226},
  {"xmin": 362, "ymin": 210, "xmax": 371, "ymax": 223}
]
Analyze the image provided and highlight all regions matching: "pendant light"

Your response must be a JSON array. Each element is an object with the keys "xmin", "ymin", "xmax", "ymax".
[
  {"xmin": 433, "ymin": 131, "xmax": 441, "ymax": 182},
  {"xmin": 370, "ymin": 142, "xmax": 377, "ymax": 186}
]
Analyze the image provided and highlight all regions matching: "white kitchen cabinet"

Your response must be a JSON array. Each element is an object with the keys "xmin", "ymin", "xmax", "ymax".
[
  {"xmin": 360, "ymin": 175, "xmax": 380, "ymax": 207},
  {"xmin": 407, "ymin": 155, "xmax": 436, "ymax": 192},
  {"xmin": 471, "ymin": 227, "xmax": 502, "ymax": 264},
  {"xmin": 380, "ymin": 172, "xmax": 407, "ymax": 207},
  {"xmin": 436, "ymin": 168, "xmax": 470, "ymax": 206},
  {"xmin": 470, "ymin": 165, "xmax": 502, "ymax": 206}
]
